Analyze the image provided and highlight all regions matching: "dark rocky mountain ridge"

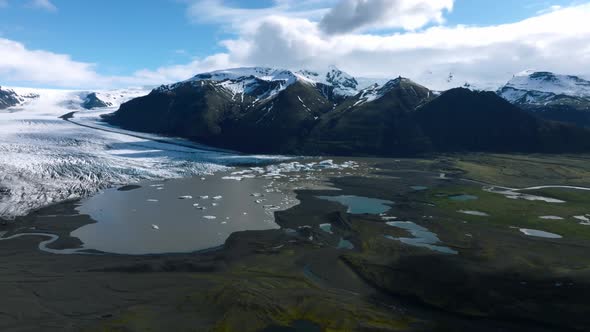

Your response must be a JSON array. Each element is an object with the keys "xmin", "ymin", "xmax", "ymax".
[
  {"xmin": 0, "ymin": 87, "xmax": 23, "ymax": 110},
  {"xmin": 103, "ymin": 68, "xmax": 590, "ymax": 156}
]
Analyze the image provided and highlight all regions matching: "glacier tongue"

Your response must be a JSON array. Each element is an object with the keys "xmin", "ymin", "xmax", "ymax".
[{"xmin": 0, "ymin": 89, "xmax": 287, "ymax": 220}]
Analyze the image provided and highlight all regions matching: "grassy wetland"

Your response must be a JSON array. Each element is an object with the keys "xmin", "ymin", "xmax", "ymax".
[{"xmin": 2, "ymin": 153, "xmax": 590, "ymax": 331}]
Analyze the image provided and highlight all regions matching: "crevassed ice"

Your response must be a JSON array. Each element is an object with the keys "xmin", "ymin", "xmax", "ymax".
[{"xmin": 0, "ymin": 91, "xmax": 285, "ymax": 219}]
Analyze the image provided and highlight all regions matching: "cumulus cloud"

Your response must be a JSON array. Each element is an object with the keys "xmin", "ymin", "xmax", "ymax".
[
  {"xmin": 0, "ymin": 38, "xmax": 100, "ymax": 87},
  {"xmin": 126, "ymin": 53, "xmax": 235, "ymax": 86},
  {"xmin": 27, "ymin": 0, "xmax": 57, "ymax": 12},
  {"xmin": 2, "ymin": 1, "xmax": 590, "ymax": 90},
  {"xmin": 194, "ymin": 1, "xmax": 590, "ymax": 90},
  {"xmin": 319, "ymin": 0, "xmax": 453, "ymax": 34},
  {"xmin": 186, "ymin": 0, "xmax": 330, "ymax": 27},
  {"xmin": 0, "ymin": 37, "xmax": 237, "ymax": 88}
]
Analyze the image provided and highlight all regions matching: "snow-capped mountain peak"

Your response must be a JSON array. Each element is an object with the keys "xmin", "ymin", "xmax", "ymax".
[
  {"xmin": 189, "ymin": 67, "xmax": 299, "ymax": 85},
  {"xmin": 157, "ymin": 66, "xmax": 361, "ymax": 101},
  {"xmin": 296, "ymin": 65, "xmax": 359, "ymax": 97},
  {"xmin": 504, "ymin": 71, "xmax": 590, "ymax": 98},
  {"xmin": 352, "ymin": 77, "xmax": 425, "ymax": 106},
  {"xmin": 497, "ymin": 70, "xmax": 590, "ymax": 106}
]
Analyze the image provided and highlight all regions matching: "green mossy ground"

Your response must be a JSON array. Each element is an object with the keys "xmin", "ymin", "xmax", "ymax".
[
  {"xmin": 71, "ymin": 154, "xmax": 590, "ymax": 331},
  {"xmin": 421, "ymin": 185, "xmax": 590, "ymax": 240}
]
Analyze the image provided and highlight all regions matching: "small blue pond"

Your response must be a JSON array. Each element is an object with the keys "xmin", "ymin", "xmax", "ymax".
[
  {"xmin": 337, "ymin": 238, "xmax": 354, "ymax": 250},
  {"xmin": 385, "ymin": 221, "xmax": 458, "ymax": 255},
  {"xmin": 319, "ymin": 223, "xmax": 333, "ymax": 234},
  {"xmin": 317, "ymin": 195, "xmax": 393, "ymax": 214}
]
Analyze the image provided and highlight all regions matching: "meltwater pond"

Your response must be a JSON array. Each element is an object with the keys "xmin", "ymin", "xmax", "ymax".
[
  {"xmin": 385, "ymin": 221, "xmax": 458, "ymax": 255},
  {"xmin": 316, "ymin": 195, "xmax": 393, "ymax": 214},
  {"xmin": 72, "ymin": 173, "xmax": 298, "ymax": 254}
]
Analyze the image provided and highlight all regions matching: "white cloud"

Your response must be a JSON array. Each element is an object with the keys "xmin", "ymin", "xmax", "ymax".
[
  {"xmin": 126, "ymin": 53, "xmax": 235, "ymax": 86},
  {"xmin": 27, "ymin": 0, "xmax": 57, "ymax": 12},
  {"xmin": 183, "ymin": 1, "xmax": 590, "ymax": 90},
  {"xmin": 186, "ymin": 0, "xmax": 331, "ymax": 27},
  {"xmin": 0, "ymin": 37, "xmax": 237, "ymax": 88},
  {"xmin": 537, "ymin": 4, "xmax": 562, "ymax": 14},
  {"xmin": 319, "ymin": 0, "xmax": 454, "ymax": 34},
  {"xmin": 2, "ymin": 1, "xmax": 590, "ymax": 91},
  {"xmin": 0, "ymin": 38, "xmax": 100, "ymax": 87}
]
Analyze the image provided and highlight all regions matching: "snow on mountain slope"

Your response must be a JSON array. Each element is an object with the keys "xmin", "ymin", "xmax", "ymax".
[
  {"xmin": 0, "ymin": 87, "xmax": 22, "ymax": 109},
  {"xmin": 352, "ymin": 77, "xmax": 429, "ymax": 106},
  {"xmin": 156, "ymin": 67, "xmax": 299, "ymax": 102},
  {"xmin": 506, "ymin": 71, "xmax": 590, "ymax": 96},
  {"xmin": 0, "ymin": 88, "xmax": 285, "ymax": 219},
  {"xmin": 296, "ymin": 65, "xmax": 359, "ymax": 97},
  {"xmin": 499, "ymin": 71, "xmax": 590, "ymax": 104},
  {"xmin": 190, "ymin": 67, "xmax": 299, "ymax": 84},
  {"xmin": 93, "ymin": 88, "xmax": 151, "ymax": 107},
  {"xmin": 0, "ymin": 86, "xmax": 40, "ymax": 109},
  {"xmin": 353, "ymin": 83, "xmax": 381, "ymax": 106},
  {"xmin": 157, "ymin": 66, "xmax": 362, "ymax": 101}
]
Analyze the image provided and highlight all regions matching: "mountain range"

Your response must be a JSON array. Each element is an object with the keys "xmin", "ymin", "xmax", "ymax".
[
  {"xmin": 0, "ymin": 86, "xmax": 148, "ymax": 111},
  {"xmin": 2, "ymin": 67, "xmax": 589, "ymax": 157},
  {"xmin": 102, "ymin": 67, "xmax": 590, "ymax": 156}
]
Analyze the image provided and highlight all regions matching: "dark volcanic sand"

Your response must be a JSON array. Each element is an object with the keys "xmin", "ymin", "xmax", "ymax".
[{"xmin": 0, "ymin": 157, "xmax": 588, "ymax": 331}]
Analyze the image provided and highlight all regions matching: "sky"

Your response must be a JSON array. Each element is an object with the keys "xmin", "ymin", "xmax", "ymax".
[{"xmin": 0, "ymin": 0, "xmax": 589, "ymax": 90}]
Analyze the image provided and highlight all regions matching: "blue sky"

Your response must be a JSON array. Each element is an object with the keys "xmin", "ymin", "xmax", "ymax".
[
  {"xmin": 0, "ymin": 0, "xmax": 588, "ymax": 89},
  {"xmin": 0, "ymin": 0, "xmax": 223, "ymax": 75}
]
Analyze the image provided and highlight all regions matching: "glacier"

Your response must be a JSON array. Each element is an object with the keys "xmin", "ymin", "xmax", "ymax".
[{"xmin": 0, "ymin": 87, "xmax": 287, "ymax": 219}]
